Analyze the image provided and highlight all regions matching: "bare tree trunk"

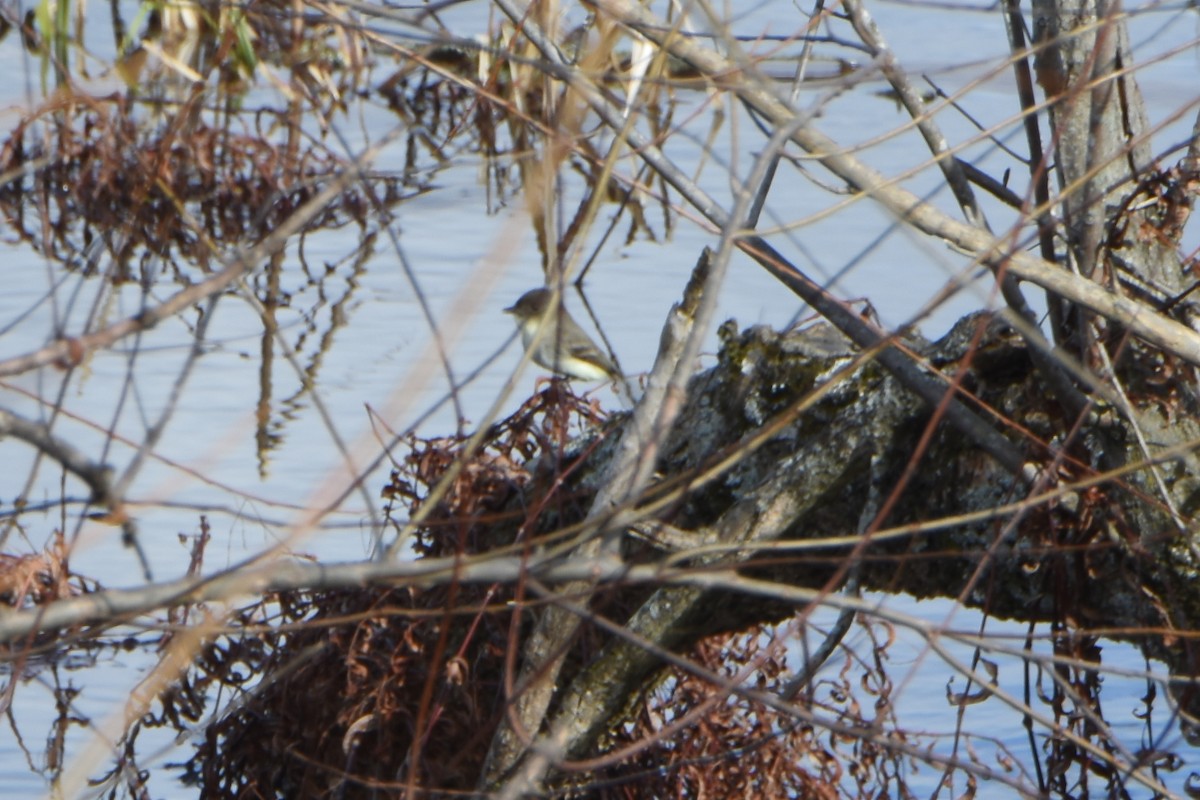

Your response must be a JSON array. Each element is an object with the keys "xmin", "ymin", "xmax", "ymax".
[{"xmin": 1034, "ymin": 0, "xmax": 1195, "ymax": 336}]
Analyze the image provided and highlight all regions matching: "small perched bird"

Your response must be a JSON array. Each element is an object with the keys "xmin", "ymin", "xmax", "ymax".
[{"xmin": 504, "ymin": 288, "xmax": 620, "ymax": 382}]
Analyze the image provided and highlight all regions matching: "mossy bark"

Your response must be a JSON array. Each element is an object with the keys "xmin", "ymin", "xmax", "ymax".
[{"xmin": 542, "ymin": 313, "xmax": 1200, "ymax": 766}]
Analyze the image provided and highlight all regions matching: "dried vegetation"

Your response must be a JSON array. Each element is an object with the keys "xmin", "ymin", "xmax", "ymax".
[{"xmin": 0, "ymin": 0, "xmax": 1198, "ymax": 798}]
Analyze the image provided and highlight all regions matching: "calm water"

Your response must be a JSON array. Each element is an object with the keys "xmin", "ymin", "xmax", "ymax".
[{"xmin": 0, "ymin": 0, "xmax": 1197, "ymax": 796}]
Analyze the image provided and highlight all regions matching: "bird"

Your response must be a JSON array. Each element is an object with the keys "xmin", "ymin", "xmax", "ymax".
[{"xmin": 504, "ymin": 288, "xmax": 620, "ymax": 382}]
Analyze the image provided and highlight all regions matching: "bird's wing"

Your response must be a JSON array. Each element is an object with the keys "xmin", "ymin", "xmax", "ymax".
[{"xmin": 569, "ymin": 341, "xmax": 618, "ymax": 375}]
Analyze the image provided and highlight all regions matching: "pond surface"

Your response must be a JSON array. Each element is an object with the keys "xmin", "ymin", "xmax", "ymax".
[{"xmin": 0, "ymin": 0, "xmax": 1197, "ymax": 796}]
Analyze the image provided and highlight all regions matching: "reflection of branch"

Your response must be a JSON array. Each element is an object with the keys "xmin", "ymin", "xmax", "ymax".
[
  {"xmin": 0, "ymin": 135, "xmax": 393, "ymax": 381},
  {"xmin": 0, "ymin": 136, "xmax": 401, "ymax": 580}
]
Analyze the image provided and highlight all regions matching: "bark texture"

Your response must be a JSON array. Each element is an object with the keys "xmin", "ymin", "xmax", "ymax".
[{"xmin": 536, "ymin": 314, "xmax": 1200, "ymax": 768}]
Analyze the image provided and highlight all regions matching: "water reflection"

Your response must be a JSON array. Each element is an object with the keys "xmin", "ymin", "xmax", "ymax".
[{"xmin": 0, "ymin": 0, "xmax": 1197, "ymax": 796}]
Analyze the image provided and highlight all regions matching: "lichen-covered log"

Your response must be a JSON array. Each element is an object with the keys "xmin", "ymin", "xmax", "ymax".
[{"xmin": 546, "ymin": 312, "xmax": 1200, "ymax": 765}]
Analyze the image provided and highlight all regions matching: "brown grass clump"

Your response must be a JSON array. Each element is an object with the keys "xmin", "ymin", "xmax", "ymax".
[
  {"xmin": 0, "ymin": 532, "xmax": 79, "ymax": 610},
  {"xmin": 168, "ymin": 384, "xmax": 610, "ymax": 797},
  {"xmin": 0, "ymin": 95, "xmax": 380, "ymax": 283}
]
